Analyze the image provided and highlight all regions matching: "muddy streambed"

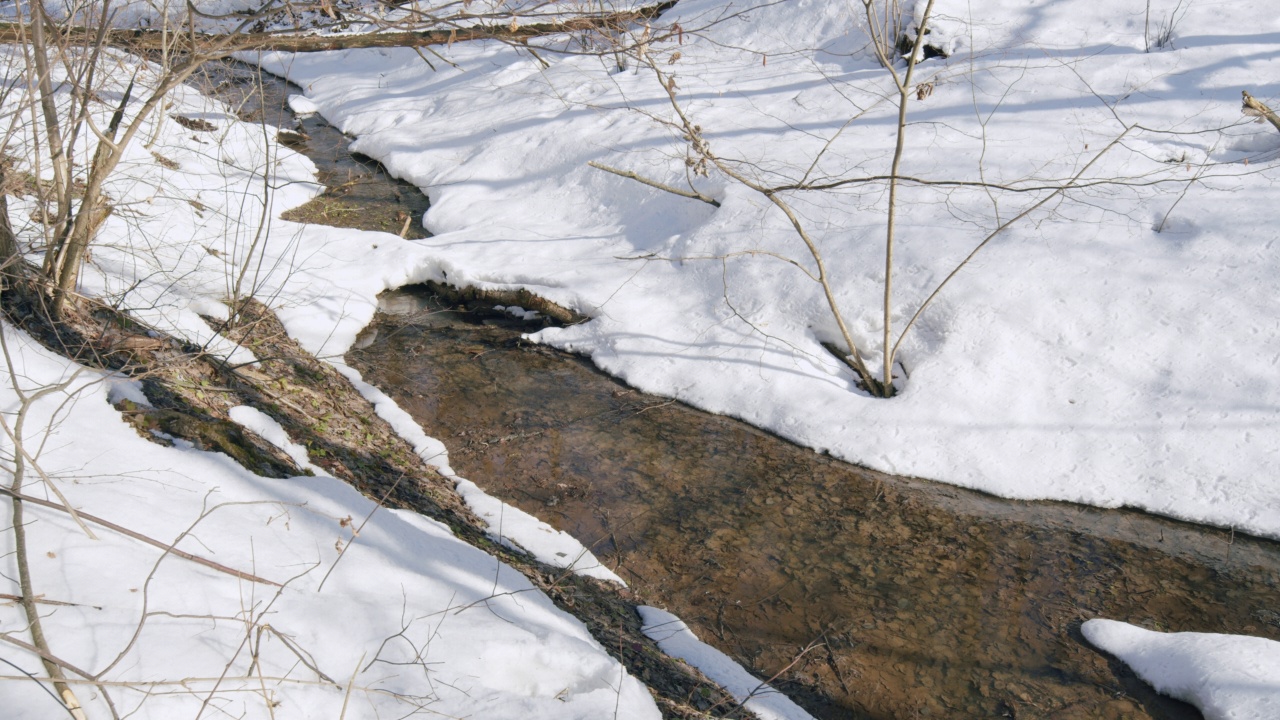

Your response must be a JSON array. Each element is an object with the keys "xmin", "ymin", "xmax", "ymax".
[
  {"xmin": 208, "ymin": 62, "xmax": 1280, "ymax": 718},
  {"xmin": 349, "ymin": 291, "xmax": 1280, "ymax": 720}
]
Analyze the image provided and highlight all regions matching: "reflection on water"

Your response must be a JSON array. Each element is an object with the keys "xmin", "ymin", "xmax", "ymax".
[{"xmin": 351, "ymin": 287, "xmax": 1280, "ymax": 719}]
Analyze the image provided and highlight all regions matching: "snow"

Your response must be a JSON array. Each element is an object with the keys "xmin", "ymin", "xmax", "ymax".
[
  {"xmin": 3, "ymin": 0, "xmax": 1280, "ymax": 715},
  {"xmin": 255, "ymin": 0, "xmax": 1280, "ymax": 541},
  {"xmin": 496, "ymin": 304, "xmax": 543, "ymax": 321},
  {"xmin": 286, "ymin": 94, "xmax": 321, "ymax": 115},
  {"xmin": 0, "ymin": 42, "xmax": 657, "ymax": 720},
  {"xmin": 0, "ymin": 323, "xmax": 660, "ymax": 719},
  {"xmin": 640, "ymin": 606, "xmax": 816, "ymax": 720},
  {"xmin": 229, "ymin": 405, "xmax": 333, "ymax": 475},
  {"xmin": 1083, "ymin": 619, "xmax": 1280, "ymax": 720}
]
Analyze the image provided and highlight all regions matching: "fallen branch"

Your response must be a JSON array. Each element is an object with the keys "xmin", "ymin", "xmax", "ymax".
[
  {"xmin": 0, "ymin": 486, "xmax": 282, "ymax": 587},
  {"xmin": 0, "ymin": 632, "xmax": 118, "ymax": 720},
  {"xmin": 0, "ymin": 593, "xmax": 103, "ymax": 610},
  {"xmin": 0, "ymin": 3, "xmax": 675, "ymax": 55},
  {"xmin": 0, "ymin": 634, "xmax": 100, "ymax": 687},
  {"xmin": 1242, "ymin": 90, "xmax": 1280, "ymax": 135}
]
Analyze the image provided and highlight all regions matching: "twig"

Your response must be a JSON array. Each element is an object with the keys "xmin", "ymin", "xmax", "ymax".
[
  {"xmin": 262, "ymin": 625, "xmax": 339, "ymax": 685},
  {"xmin": 712, "ymin": 638, "xmax": 824, "ymax": 717},
  {"xmin": 0, "ymin": 655, "xmax": 76, "ymax": 718},
  {"xmin": 316, "ymin": 472, "xmax": 409, "ymax": 592},
  {"xmin": 0, "ymin": 486, "xmax": 281, "ymax": 587},
  {"xmin": 1, "ymin": 321, "xmax": 91, "ymax": 719},
  {"xmin": 338, "ymin": 652, "xmax": 365, "ymax": 720},
  {"xmin": 0, "ymin": 632, "xmax": 102, "ymax": 717},
  {"xmin": 0, "ymin": 593, "xmax": 103, "ymax": 610},
  {"xmin": 587, "ymin": 161, "xmax": 720, "ymax": 207}
]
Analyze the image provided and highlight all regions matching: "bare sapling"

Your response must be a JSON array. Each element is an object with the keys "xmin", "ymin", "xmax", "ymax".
[
  {"xmin": 866, "ymin": 0, "xmax": 938, "ymax": 396},
  {"xmin": 7, "ymin": 0, "xmax": 246, "ymax": 319},
  {"xmin": 589, "ymin": 0, "xmax": 936, "ymax": 396},
  {"xmin": 1, "ymin": 0, "xmax": 657, "ymax": 321},
  {"xmin": 1144, "ymin": 0, "xmax": 1191, "ymax": 53},
  {"xmin": 0, "ymin": 313, "xmax": 96, "ymax": 718},
  {"xmin": 582, "ymin": 0, "xmax": 1198, "ymax": 398}
]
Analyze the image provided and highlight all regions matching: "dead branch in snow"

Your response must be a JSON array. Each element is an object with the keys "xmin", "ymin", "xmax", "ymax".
[
  {"xmin": 589, "ymin": 160, "xmax": 720, "ymax": 207},
  {"xmin": 0, "ymin": 485, "xmax": 284, "ymax": 587},
  {"xmin": 1242, "ymin": 90, "xmax": 1280, "ymax": 135},
  {"xmin": 0, "ymin": 3, "xmax": 676, "ymax": 55}
]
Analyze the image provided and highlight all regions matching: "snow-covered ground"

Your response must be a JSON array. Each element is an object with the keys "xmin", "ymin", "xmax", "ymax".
[
  {"xmin": 3, "ymin": 0, "xmax": 1280, "ymax": 716},
  {"xmin": 1084, "ymin": 619, "xmax": 1280, "ymax": 720},
  {"xmin": 0, "ymin": 42, "xmax": 684, "ymax": 719},
  {"xmin": 260, "ymin": 0, "xmax": 1280, "ymax": 541},
  {"xmin": 0, "ymin": 326, "xmax": 659, "ymax": 719}
]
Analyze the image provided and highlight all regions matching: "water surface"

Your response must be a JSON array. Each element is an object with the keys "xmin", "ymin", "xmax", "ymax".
[{"xmin": 349, "ymin": 288, "xmax": 1280, "ymax": 719}]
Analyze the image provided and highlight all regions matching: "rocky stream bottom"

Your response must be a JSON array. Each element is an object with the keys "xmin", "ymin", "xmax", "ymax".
[{"xmin": 348, "ymin": 291, "xmax": 1280, "ymax": 720}]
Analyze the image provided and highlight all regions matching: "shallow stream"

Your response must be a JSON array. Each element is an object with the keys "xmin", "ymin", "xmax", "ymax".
[
  {"xmin": 348, "ymin": 290, "xmax": 1280, "ymax": 719},
  {"xmin": 213, "ymin": 62, "xmax": 1280, "ymax": 720}
]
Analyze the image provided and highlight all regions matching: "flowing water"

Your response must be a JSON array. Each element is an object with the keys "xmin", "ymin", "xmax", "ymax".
[
  {"xmin": 210, "ymin": 63, "xmax": 1280, "ymax": 719},
  {"xmin": 199, "ymin": 60, "xmax": 430, "ymax": 239},
  {"xmin": 348, "ymin": 290, "xmax": 1280, "ymax": 720}
]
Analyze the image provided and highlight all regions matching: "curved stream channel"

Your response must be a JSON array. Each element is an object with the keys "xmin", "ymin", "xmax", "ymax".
[{"xmin": 212, "ymin": 62, "xmax": 1280, "ymax": 719}]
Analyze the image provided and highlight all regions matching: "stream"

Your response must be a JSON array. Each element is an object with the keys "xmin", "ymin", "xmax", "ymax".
[{"xmin": 210, "ymin": 61, "xmax": 1280, "ymax": 719}]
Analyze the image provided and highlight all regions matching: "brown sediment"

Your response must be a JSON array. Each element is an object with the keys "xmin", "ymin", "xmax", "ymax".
[{"xmin": 349, "ymin": 286, "xmax": 1280, "ymax": 719}]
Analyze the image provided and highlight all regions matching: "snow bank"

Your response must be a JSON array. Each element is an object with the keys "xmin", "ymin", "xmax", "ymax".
[
  {"xmin": 1083, "ymin": 619, "xmax": 1280, "ymax": 720},
  {"xmin": 229, "ymin": 404, "xmax": 333, "ymax": 475},
  {"xmin": 640, "ymin": 606, "xmax": 816, "ymax": 720},
  {"xmin": 0, "ymin": 46, "xmax": 655, "ymax": 719},
  {"xmin": 256, "ymin": 0, "xmax": 1280, "ymax": 540},
  {"xmin": 0, "ymin": 323, "xmax": 660, "ymax": 719}
]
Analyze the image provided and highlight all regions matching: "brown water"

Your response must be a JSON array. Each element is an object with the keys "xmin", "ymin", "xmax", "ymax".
[
  {"xmin": 348, "ymin": 288, "xmax": 1280, "ymax": 720},
  {"xmin": 197, "ymin": 60, "xmax": 430, "ymax": 239}
]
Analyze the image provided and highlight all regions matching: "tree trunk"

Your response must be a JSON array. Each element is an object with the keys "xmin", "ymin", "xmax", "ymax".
[{"xmin": 0, "ymin": 188, "xmax": 17, "ymax": 277}]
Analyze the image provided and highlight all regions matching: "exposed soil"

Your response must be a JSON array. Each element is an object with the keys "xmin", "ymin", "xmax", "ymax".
[{"xmin": 348, "ymin": 287, "xmax": 1280, "ymax": 720}]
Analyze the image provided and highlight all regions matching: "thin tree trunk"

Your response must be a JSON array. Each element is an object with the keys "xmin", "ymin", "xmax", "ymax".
[
  {"xmin": 26, "ymin": 1, "xmax": 72, "ymax": 276},
  {"xmin": 0, "ymin": 166, "xmax": 17, "ymax": 273},
  {"xmin": 4, "ymin": 378, "xmax": 89, "ymax": 719},
  {"xmin": 878, "ymin": 0, "xmax": 937, "ymax": 397}
]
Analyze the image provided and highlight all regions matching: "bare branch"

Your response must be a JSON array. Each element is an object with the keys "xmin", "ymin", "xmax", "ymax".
[
  {"xmin": 1242, "ymin": 90, "xmax": 1280, "ymax": 135},
  {"xmin": 587, "ymin": 161, "xmax": 720, "ymax": 207},
  {"xmin": 0, "ymin": 485, "xmax": 283, "ymax": 587}
]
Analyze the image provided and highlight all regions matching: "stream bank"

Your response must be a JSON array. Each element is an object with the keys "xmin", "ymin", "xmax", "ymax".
[
  {"xmin": 132, "ymin": 60, "xmax": 751, "ymax": 719},
  {"xmin": 348, "ymin": 287, "xmax": 1280, "ymax": 720}
]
